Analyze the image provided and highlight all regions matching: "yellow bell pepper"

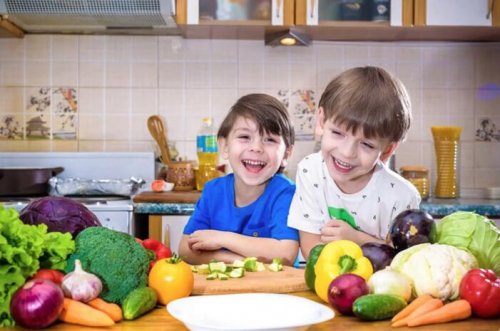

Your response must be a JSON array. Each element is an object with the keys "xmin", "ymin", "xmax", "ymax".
[{"xmin": 314, "ymin": 240, "xmax": 373, "ymax": 303}]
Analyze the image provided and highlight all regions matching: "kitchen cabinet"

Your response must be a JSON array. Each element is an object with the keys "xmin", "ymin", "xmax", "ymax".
[
  {"xmin": 414, "ymin": 0, "xmax": 498, "ymax": 27},
  {"xmin": 161, "ymin": 215, "xmax": 190, "ymax": 254},
  {"xmin": 175, "ymin": 0, "xmax": 294, "ymax": 39},
  {"xmin": 175, "ymin": 0, "xmax": 500, "ymax": 42},
  {"xmin": 0, "ymin": 16, "xmax": 24, "ymax": 38}
]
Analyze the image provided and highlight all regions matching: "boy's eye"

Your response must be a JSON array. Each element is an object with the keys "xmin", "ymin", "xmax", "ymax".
[
  {"xmin": 237, "ymin": 134, "xmax": 250, "ymax": 140},
  {"xmin": 331, "ymin": 129, "xmax": 343, "ymax": 136},
  {"xmin": 361, "ymin": 142, "xmax": 375, "ymax": 149},
  {"xmin": 263, "ymin": 136, "xmax": 277, "ymax": 143}
]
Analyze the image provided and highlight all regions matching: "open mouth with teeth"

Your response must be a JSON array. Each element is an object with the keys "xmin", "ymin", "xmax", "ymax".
[
  {"xmin": 242, "ymin": 159, "xmax": 266, "ymax": 173},
  {"xmin": 333, "ymin": 157, "xmax": 353, "ymax": 173}
]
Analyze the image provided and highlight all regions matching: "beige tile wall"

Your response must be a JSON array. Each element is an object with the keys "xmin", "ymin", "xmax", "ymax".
[{"xmin": 0, "ymin": 35, "xmax": 499, "ymax": 195}]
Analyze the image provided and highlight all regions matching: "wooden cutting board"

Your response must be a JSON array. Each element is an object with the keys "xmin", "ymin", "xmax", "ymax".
[
  {"xmin": 133, "ymin": 191, "xmax": 201, "ymax": 204},
  {"xmin": 192, "ymin": 266, "xmax": 308, "ymax": 295}
]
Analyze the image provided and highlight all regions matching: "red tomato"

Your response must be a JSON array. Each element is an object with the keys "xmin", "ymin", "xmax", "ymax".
[
  {"xmin": 459, "ymin": 268, "xmax": 500, "ymax": 318},
  {"xmin": 151, "ymin": 180, "xmax": 166, "ymax": 192},
  {"xmin": 31, "ymin": 269, "xmax": 65, "ymax": 285}
]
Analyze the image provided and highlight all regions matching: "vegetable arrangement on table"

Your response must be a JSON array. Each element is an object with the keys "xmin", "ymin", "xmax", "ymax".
[
  {"xmin": 305, "ymin": 209, "xmax": 500, "ymax": 327},
  {"xmin": 3, "ymin": 199, "xmax": 499, "ymax": 329}
]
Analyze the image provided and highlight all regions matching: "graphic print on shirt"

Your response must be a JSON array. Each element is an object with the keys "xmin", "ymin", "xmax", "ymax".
[{"xmin": 328, "ymin": 207, "xmax": 358, "ymax": 229}]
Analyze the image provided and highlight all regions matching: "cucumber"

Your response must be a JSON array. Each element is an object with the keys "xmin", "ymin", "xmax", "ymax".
[
  {"xmin": 352, "ymin": 294, "xmax": 407, "ymax": 321},
  {"xmin": 122, "ymin": 287, "xmax": 158, "ymax": 320}
]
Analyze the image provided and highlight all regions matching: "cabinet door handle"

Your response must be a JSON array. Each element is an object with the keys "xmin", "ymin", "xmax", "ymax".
[
  {"xmin": 276, "ymin": 0, "xmax": 282, "ymax": 18},
  {"xmin": 310, "ymin": 0, "xmax": 316, "ymax": 18}
]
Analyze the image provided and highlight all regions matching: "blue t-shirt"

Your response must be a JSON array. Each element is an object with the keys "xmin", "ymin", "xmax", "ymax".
[{"xmin": 183, "ymin": 173, "xmax": 299, "ymax": 241}]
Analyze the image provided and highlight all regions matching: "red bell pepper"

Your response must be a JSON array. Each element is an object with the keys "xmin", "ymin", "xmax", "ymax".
[
  {"xmin": 459, "ymin": 268, "xmax": 500, "ymax": 318},
  {"xmin": 141, "ymin": 238, "xmax": 173, "ymax": 269}
]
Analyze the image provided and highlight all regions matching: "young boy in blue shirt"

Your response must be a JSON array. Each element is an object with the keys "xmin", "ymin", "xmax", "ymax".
[{"xmin": 179, "ymin": 94, "xmax": 299, "ymax": 266}]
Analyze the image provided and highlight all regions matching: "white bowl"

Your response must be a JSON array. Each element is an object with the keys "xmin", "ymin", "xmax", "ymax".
[{"xmin": 167, "ymin": 293, "xmax": 334, "ymax": 331}]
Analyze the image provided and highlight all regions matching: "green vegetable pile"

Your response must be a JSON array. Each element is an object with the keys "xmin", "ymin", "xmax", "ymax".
[
  {"xmin": 0, "ymin": 205, "xmax": 75, "ymax": 326},
  {"xmin": 66, "ymin": 226, "xmax": 152, "ymax": 304},
  {"xmin": 435, "ymin": 211, "xmax": 500, "ymax": 274}
]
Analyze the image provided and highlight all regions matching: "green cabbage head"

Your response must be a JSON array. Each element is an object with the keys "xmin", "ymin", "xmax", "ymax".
[
  {"xmin": 435, "ymin": 211, "xmax": 500, "ymax": 274},
  {"xmin": 390, "ymin": 243, "xmax": 477, "ymax": 301}
]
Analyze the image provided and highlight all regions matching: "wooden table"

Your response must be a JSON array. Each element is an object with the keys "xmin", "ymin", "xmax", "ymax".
[{"xmin": 4, "ymin": 291, "xmax": 498, "ymax": 331}]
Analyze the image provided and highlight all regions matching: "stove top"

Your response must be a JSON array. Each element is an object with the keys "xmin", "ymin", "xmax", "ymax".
[{"xmin": 0, "ymin": 195, "xmax": 133, "ymax": 211}]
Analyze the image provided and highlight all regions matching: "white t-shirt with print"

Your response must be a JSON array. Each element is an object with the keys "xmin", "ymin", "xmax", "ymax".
[{"xmin": 288, "ymin": 151, "xmax": 421, "ymax": 241}]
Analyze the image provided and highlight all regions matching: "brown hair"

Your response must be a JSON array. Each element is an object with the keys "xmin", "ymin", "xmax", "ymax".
[
  {"xmin": 318, "ymin": 66, "xmax": 412, "ymax": 143},
  {"xmin": 217, "ymin": 93, "xmax": 295, "ymax": 149}
]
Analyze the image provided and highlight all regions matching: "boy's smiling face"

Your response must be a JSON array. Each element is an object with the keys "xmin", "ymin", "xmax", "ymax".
[
  {"xmin": 219, "ymin": 116, "xmax": 290, "ymax": 189},
  {"xmin": 317, "ymin": 108, "xmax": 396, "ymax": 194}
]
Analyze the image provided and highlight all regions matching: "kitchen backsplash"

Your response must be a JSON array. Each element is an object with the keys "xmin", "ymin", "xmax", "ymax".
[{"xmin": 0, "ymin": 35, "xmax": 499, "ymax": 195}]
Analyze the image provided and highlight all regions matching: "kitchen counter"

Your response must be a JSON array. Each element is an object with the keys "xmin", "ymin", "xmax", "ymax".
[
  {"xmin": 133, "ymin": 192, "xmax": 500, "ymax": 217},
  {"xmin": 132, "ymin": 192, "xmax": 500, "ymax": 243},
  {"xmin": 2, "ymin": 291, "xmax": 497, "ymax": 331}
]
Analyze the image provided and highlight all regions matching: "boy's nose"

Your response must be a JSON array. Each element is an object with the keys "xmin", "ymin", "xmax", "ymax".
[
  {"xmin": 338, "ymin": 141, "xmax": 357, "ymax": 158},
  {"xmin": 249, "ymin": 138, "xmax": 264, "ymax": 152}
]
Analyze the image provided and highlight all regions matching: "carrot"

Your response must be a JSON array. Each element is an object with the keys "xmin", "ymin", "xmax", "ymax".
[
  {"xmin": 59, "ymin": 298, "xmax": 115, "ymax": 327},
  {"xmin": 407, "ymin": 300, "xmax": 472, "ymax": 327},
  {"xmin": 391, "ymin": 294, "xmax": 433, "ymax": 322},
  {"xmin": 392, "ymin": 298, "xmax": 443, "ymax": 327},
  {"xmin": 88, "ymin": 298, "xmax": 123, "ymax": 322}
]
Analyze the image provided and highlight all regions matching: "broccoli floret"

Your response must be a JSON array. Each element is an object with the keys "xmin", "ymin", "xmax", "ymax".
[{"xmin": 65, "ymin": 227, "xmax": 152, "ymax": 304}]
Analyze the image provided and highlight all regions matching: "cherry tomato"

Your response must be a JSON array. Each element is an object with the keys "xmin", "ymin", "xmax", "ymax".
[{"xmin": 148, "ymin": 254, "xmax": 193, "ymax": 305}]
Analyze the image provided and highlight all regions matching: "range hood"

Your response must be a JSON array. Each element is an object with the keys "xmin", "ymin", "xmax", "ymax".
[{"xmin": 0, "ymin": 0, "xmax": 179, "ymax": 35}]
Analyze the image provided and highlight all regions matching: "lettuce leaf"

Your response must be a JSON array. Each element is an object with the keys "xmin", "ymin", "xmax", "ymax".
[
  {"xmin": 436, "ymin": 211, "xmax": 500, "ymax": 274},
  {"xmin": 0, "ymin": 205, "xmax": 75, "ymax": 326}
]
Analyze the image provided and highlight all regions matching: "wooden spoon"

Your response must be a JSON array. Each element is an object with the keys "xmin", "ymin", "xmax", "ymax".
[{"xmin": 147, "ymin": 115, "xmax": 172, "ymax": 165}]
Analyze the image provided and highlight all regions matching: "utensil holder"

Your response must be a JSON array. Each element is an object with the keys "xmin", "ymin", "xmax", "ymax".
[
  {"xmin": 165, "ymin": 161, "xmax": 196, "ymax": 191},
  {"xmin": 431, "ymin": 126, "xmax": 462, "ymax": 198}
]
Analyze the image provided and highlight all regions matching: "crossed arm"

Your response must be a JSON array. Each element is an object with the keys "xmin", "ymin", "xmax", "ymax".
[{"xmin": 178, "ymin": 230, "xmax": 299, "ymax": 266}]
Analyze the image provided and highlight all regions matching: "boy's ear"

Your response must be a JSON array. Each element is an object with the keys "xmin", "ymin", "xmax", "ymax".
[
  {"xmin": 218, "ymin": 138, "xmax": 229, "ymax": 160},
  {"xmin": 380, "ymin": 142, "xmax": 398, "ymax": 162},
  {"xmin": 315, "ymin": 107, "xmax": 326, "ymax": 136},
  {"xmin": 281, "ymin": 145, "xmax": 294, "ymax": 168}
]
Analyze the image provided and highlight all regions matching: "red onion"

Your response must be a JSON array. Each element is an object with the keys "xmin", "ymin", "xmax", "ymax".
[
  {"xmin": 10, "ymin": 279, "xmax": 64, "ymax": 329},
  {"xmin": 327, "ymin": 274, "xmax": 369, "ymax": 315}
]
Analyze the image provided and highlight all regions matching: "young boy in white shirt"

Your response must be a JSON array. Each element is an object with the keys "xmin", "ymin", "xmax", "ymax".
[{"xmin": 288, "ymin": 66, "xmax": 421, "ymax": 259}]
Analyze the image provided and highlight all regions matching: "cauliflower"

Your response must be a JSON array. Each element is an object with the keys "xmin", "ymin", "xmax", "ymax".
[{"xmin": 390, "ymin": 243, "xmax": 477, "ymax": 301}]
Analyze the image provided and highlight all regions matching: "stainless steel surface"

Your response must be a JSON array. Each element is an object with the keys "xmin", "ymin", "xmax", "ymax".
[{"xmin": 0, "ymin": 0, "xmax": 179, "ymax": 35}]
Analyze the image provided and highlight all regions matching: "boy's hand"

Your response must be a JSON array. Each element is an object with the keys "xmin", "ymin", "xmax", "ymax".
[
  {"xmin": 320, "ymin": 219, "xmax": 359, "ymax": 243},
  {"xmin": 187, "ymin": 230, "xmax": 224, "ymax": 252}
]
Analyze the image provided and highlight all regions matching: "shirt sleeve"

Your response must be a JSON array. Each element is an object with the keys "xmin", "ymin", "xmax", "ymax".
[
  {"xmin": 287, "ymin": 156, "xmax": 326, "ymax": 234},
  {"xmin": 182, "ymin": 188, "xmax": 211, "ymax": 235},
  {"xmin": 269, "ymin": 184, "xmax": 299, "ymax": 241}
]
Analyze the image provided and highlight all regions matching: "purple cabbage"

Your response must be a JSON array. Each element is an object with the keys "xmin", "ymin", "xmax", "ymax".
[{"xmin": 19, "ymin": 196, "xmax": 101, "ymax": 238}]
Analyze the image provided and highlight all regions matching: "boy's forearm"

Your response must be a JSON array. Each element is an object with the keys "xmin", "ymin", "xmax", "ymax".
[
  {"xmin": 354, "ymin": 230, "xmax": 387, "ymax": 246},
  {"xmin": 179, "ymin": 237, "xmax": 244, "ymax": 264},
  {"xmin": 221, "ymin": 232, "xmax": 299, "ymax": 266}
]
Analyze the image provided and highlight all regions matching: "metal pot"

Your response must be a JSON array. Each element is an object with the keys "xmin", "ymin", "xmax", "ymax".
[{"xmin": 0, "ymin": 167, "xmax": 64, "ymax": 196}]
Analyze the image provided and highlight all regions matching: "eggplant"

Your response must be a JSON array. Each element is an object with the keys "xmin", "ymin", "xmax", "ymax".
[
  {"xmin": 361, "ymin": 243, "xmax": 395, "ymax": 272},
  {"xmin": 389, "ymin": 209, "xmax": 436, "ymax": 252}
]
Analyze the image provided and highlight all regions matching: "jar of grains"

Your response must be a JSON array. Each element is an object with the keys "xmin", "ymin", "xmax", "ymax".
[{"xmin": 400, "ymin": 166, "xmax": 430, "ymax": 200}]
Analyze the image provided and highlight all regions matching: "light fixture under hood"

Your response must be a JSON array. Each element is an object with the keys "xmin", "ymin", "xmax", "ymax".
[
  {"xmin": 0, "ymin": 0, "xmax": 179, "ymax": 35},
  {"xmin": 265, "ymin": 28, "xmax": 311, "ymax": 47}
]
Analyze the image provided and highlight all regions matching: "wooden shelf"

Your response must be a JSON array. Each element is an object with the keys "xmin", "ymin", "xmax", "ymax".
[{"xmin": 0, "ymin": 16, "xmax": 24, "ymax": 38}]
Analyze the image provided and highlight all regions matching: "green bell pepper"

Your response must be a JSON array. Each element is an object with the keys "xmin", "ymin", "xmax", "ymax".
[{"xmin": 304, "ymin": 244, "xmax": 325, "ymax": 290}]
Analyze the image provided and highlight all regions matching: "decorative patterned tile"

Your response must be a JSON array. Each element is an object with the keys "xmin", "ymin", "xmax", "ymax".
[
  {"xmin": 277, "ymin": 89, "xmax": 316, "ymax": 141},
  {"xmin": 52, "ymin": 88, "xmax": 77, "ymax": 140},
  {"xmin": 476, "ymin": 118, "xmax": 500, "ymax": 142},
  {"xmin": 0, "ymin": 114, "xmax": 23, "ymax": 139},
  {"xmin": 25, "ymin": 87, "xmax": 51, "ymax": 139}
]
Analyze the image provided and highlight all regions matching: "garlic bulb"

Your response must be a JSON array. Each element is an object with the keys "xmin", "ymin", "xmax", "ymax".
[{"xmin": 62, "ymin": 259, "xmax": 102, "ymax": 302}]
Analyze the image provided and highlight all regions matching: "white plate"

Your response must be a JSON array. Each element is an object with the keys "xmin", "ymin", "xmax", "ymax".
[{"xmin": 167, "ymin": 293, "xmax": 334, "ymax": 331}]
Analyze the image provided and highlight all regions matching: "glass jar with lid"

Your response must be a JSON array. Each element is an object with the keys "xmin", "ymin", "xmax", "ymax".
[{"xmin": 400, "ymin": 166, "xmax": 430, "ymax": 200}]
